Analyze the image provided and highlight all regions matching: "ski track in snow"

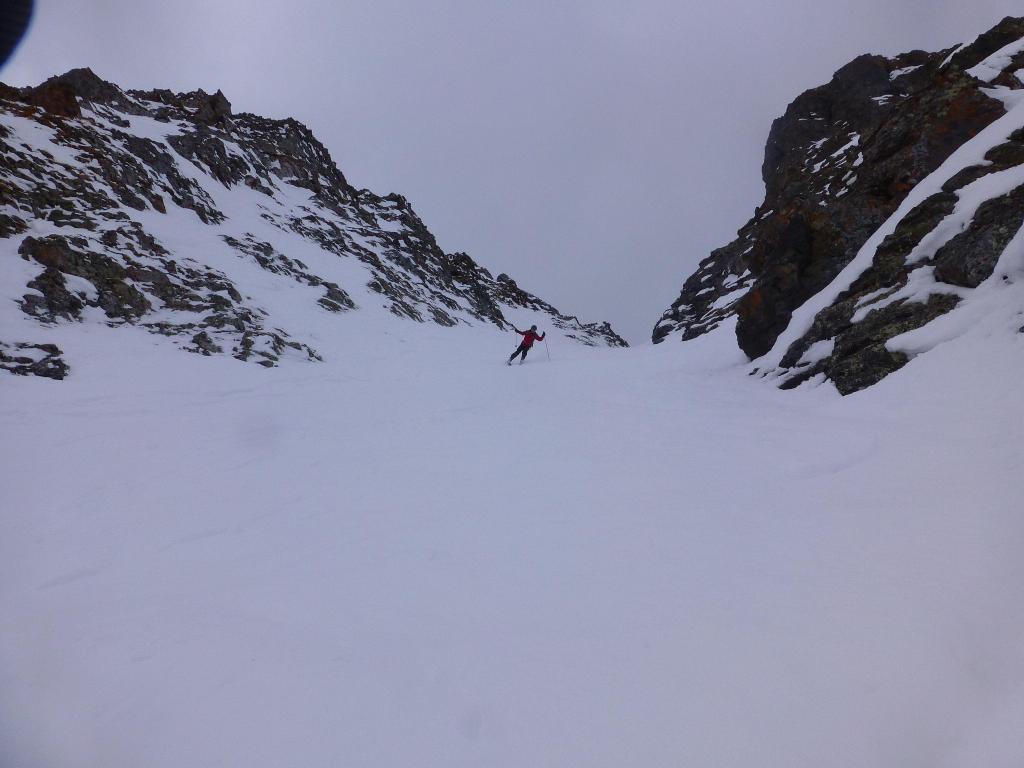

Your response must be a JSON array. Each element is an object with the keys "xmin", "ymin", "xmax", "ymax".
[{"xmin": 2, "ymin": 313, "xmax": 1023, "ymax": 768}]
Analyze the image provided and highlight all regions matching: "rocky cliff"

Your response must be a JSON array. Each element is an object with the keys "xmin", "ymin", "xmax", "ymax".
[
  {"xmin": 654, "ymin": 16, "xmax": 1024, "ymax": 393},
  {"xmin": 0, "ymin": 69, "xmax": 625, "ymax": 379}
]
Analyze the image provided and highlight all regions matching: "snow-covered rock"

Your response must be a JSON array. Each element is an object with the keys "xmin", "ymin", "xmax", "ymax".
[
  {"xmin": 655, "ymin": 16, "xmax": 1024, "ymax": 393},
  {"xmin": 0, "ymin": 69, "xmax": 625, "ymax": 379}
]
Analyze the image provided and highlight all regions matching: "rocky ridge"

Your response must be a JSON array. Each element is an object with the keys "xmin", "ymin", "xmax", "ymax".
[
  {"xmin": 654, "ymin": 16, "xmax": 1024, "ymax": 393},
  {"xmin": 0, "ymin": 69, "xmax": 625, "ymax": 379}
]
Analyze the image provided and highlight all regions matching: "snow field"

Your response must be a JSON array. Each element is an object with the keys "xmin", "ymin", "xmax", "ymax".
[{"xmin": 2, "ymin": 313, "xmax": 1023, "ymax": 768}]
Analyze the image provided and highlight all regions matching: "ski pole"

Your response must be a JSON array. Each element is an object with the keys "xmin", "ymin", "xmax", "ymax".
[{"xmin": 544, "ymin": 338, "xmax": 551, "ymax": 362}]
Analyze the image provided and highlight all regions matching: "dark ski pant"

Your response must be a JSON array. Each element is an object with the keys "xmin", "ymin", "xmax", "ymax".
[{"xmin": 509, "ymin": 343, "xmax": 530, "ymax": 363}]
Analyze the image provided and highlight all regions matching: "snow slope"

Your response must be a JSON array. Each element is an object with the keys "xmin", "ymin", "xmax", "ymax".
[
  {"xmin": 0, "ymin": 70, "xmax": 623, "ymax": 382},
  {"xmin": 3, "ymin": 308, "xmax": 1023, "ymax": 767}
]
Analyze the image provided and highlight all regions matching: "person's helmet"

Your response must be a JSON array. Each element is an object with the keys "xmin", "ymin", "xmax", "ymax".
[{"xmin": 530, "ymin": 325, "xmax": 537, "ymax": 330}]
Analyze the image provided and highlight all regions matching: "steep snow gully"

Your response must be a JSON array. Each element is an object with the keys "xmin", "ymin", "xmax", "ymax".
[
  {"xmin": 2, "ymin": 313, "xmax": 1023, "ymax": 768},
  {"xmin": 4, "ymin": 19, "xmax": 1024, "ymax": 768}
]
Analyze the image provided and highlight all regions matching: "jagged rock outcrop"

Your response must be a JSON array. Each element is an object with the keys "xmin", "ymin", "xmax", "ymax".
[
  {"xmin": 655, "ymin": 16, "xmax": 1024, "ymax": 393},
  {"xmin": 0, "ymin": 341, "xmax": 68, "ymax": 379},
  {"xmin": 0, "ymin": 68, "xmax": 625, "ymax": 379}
]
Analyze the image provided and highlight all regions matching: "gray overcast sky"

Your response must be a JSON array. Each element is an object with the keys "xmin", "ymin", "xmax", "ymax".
[{"xmin": 5, "ymin": 1, "xmax": 1023, "ymax": 342}]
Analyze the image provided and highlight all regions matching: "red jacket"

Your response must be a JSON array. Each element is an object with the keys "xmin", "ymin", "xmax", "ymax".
[{"xmin": 518, "ymin": 329, "xmax": 545, "ymax": 348}]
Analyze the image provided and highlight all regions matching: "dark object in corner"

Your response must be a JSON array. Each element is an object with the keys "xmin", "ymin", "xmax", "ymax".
[{"xmin": 0, "ymin": 0, "xmax": 32, "ymax": 69}]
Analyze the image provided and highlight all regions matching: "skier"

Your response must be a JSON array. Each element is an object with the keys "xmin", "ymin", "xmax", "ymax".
[{"xmin": 507, "ymin": 324, "xmax": 545, "ymax": 365}]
